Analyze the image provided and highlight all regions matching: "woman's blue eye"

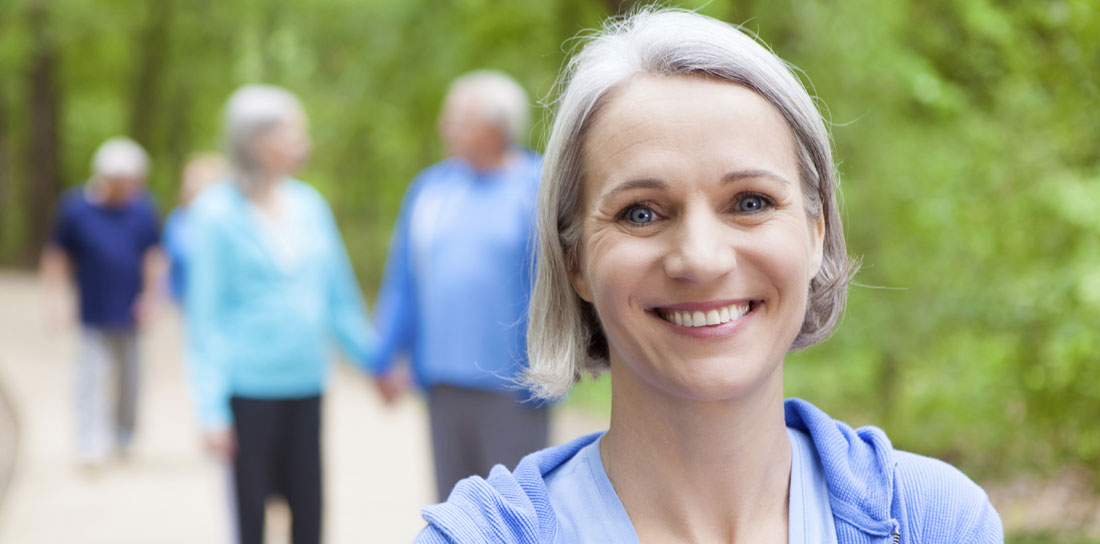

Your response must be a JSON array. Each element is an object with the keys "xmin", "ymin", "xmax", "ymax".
[
  {"xmin": 738, "ymin": 195, "xmax": 767, "ymax": 212},
  {"xmin": 626, "ymin": 206, "xmax": 655, "ymax": 224}
]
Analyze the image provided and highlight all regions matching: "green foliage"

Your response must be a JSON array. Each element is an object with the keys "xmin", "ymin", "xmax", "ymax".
[
  {"xmin": 2, "ymin": 0, "xmax": 1098, "ymax": 507},
  {"xmin": 1007, "ymin": 533, "xmax": 1100, "ymax": 544},
  {"xmin": 770, "ymin": 0, "xmax": 1100, "ymax": 484}
]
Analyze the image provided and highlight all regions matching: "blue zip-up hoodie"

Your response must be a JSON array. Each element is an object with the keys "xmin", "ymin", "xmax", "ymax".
[{"xmin": 415, "ymin": 399, "xmax": 1003, "ymax": 543}]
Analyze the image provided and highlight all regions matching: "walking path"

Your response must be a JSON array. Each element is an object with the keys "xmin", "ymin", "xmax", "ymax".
[{"xmin": 0, "ymin": 271, "xmax": 606, "ymax": 543}]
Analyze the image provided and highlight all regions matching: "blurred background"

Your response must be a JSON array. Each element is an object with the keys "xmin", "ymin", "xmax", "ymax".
[{"xmin": 0, "ymin": 0, "xmax": 1098, "ymax": 542}]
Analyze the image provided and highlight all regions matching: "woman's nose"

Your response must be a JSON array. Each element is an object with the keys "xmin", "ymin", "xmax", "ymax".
[{"xmin": 662, "ymin": 207, "xmax": 736, "ymax": 283}]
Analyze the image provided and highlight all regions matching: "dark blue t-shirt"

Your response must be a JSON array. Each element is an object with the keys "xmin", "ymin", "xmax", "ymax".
[{"xmin": 51, "ymin": 187, "xmax": 161, "ymax": 328}]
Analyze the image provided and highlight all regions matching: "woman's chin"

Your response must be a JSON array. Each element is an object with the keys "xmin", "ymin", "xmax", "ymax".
[{"xmin": 633, "ymin": 361, "xmax": 783, "ymax": 406}]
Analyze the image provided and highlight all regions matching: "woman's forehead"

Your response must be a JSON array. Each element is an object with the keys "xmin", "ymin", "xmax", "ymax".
[{"xmin": 579, "ymin": 74, "xmax": 799, "ymax": 195}]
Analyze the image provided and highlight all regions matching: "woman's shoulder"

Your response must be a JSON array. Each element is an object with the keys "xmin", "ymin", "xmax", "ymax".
[
  {"xmin": 785, "ymin": 399, "xmax": 1002, "ymax": 542},
  {"xmin": 190, "ymin": 182, "xmax": 239, "ymax": 219},
  {"xmin": 416, "ymin": 433, "xmax": 602, "ymax": 544},
  {"xmin": 283, "ymin": 179, "xmax": 330, "ymax": 209},
  {"xmin": 891, "ymin": 450, "xmax": 1003, "ymax": 543}
]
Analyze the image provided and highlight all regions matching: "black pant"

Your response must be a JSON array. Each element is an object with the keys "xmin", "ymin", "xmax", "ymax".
[
  {"xmin": 428, "ymin": 385, "xmax": 550, "ymax": 500},
  {"xmin": 231, "ymin": 395, "xmax": 322, "ymax": 544}
]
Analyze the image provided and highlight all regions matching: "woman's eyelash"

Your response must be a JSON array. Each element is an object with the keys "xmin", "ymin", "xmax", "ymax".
[
  {"xmin": 617, "ymin": 200, "xmax": 660, "ymax": 224},
  {"xmin": 614, "ymin": 193, "xmax": 774, "ymax": 225},
  {"xmin": 733, "ymin": 192, "xmax": 776, "ymax": 212}
]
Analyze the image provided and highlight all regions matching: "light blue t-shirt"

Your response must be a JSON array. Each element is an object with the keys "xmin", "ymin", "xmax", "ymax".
[{"xmin": 544, "ymin": 428, "xmax": 837, "ymax": 543}]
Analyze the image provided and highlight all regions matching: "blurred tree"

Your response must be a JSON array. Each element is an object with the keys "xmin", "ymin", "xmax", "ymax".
[
  {"xmin": 0, "ymin": 0, "xmax": 1096, "ymax": 491},
  {"xmin": 129, "ymin": 0, "xmax": 173, "ymax": 151},
  {"xmin": 26, "ymin": 0, "xmax": 63, "ymax": 266}
]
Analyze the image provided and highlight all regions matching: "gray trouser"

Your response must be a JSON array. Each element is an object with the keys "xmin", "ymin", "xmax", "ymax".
[
  {"xmin": 75, "ymin": 327, "xmax": 139, "ymax": 462},
  {"xmin": 428, "ymin": 385, "xmax": 549, "ymax": 500}
]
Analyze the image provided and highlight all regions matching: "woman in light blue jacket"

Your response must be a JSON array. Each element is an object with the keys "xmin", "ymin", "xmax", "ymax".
[
  {"xmin": 186, "ymin": 85, "xmax": 375, "ymax": 544},
  {"xmin": 417, "ymin": 8, "xmax": 1002, "ymax": 543}
]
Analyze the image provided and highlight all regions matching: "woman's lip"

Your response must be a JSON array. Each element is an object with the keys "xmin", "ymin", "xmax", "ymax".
[{"xmin": 650, "ymin": 299, "xmax": 760, "ymax": 312}]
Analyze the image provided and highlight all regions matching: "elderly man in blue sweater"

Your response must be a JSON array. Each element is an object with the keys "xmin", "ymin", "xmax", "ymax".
[{"xmin": 372, "ymin": 70, "xmax": 547, "ymax": 500}]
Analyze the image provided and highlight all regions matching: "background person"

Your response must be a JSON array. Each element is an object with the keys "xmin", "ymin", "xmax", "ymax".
[
  {"xmin": 417, "ymin": 9, "xmax": 1002, "ymax": 543},
  {"xmin": 185, "ymin": 84, "xmax": 376, "ymax": 544},
  {"xmin": 371, "ymin": 70, "xmax": 547, "ymax": 500},
  {"xmin": 162, "ymin": 153, "xmax": 228, "ymax": 305},
  {"xmin": 40, "ymin": 137, "xmax": 162, "ymax": 471}
]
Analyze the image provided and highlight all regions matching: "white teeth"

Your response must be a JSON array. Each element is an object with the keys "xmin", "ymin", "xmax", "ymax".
[
  {"xmin": 692, "ymin": 311, "xmax": 705, "ymax": 327},
  {"xmin": 659, "ymin": 302, "xmax": 754, "ymax": 328},
  {"xmin": 705, "ymin": 310, "xmax": 720, "ymax": 325}
]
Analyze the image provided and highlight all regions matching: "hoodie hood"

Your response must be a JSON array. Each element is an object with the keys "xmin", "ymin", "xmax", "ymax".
[
  {"xmin": 420, "ymin": 400, "xmax": 901, "ymax": 542},
  {"xmin": 784, "ymin": 398, "xmax": 900, "ymax": 537}
]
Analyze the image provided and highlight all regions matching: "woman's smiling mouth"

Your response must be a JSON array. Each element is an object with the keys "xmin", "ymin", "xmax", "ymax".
[{"xmin": 654, "ymin": 301, "xmax": 760, "ymax": 328}]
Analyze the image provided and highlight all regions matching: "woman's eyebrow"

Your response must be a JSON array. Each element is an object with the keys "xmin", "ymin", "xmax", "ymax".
[
  {"xmin": 598, "ymin": 170, "xmax": 791, "ymax": 204},
  {"xmin": 722, "ymin": 169, "xmax": 792, "ymax": 186},
  {"xmin": 600, "ymin": 177, "xmax": 667, "ymax": 201}
]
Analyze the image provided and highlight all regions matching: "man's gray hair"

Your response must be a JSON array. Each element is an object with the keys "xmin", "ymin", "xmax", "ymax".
[
  {"xmin": 524, "ymin": 8, "xmax": 859, "ymax": 399},
  {"xmin": 223, "ymin": 84, "xmax": 304, "ymax": 182},
  {"xmin": 91, "ymin": 137, "xmax": 149, "ymax": 181},
  {"xmin": 448, "ymin": 70, "xmax": 531, "ymax": 144}
]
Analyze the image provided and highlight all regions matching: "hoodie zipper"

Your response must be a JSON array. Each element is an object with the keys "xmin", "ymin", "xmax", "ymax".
[{"xmin": 890, "ymin": 529, "xmax": 900, "ymax": 543}]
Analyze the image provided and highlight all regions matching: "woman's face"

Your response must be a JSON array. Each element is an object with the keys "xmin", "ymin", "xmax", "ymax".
[
  {"xmin": 572, "ymin": 74, "xmax": 824, "ymax": 402},
  {"xmin": 253, "ymin": 113, "xmax": 312, "ymax": 177}
]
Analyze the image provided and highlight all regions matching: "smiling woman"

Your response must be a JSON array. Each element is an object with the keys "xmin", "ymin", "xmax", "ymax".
[{"xmin": 415, "ymin": 7, "xmax": 1003, "ymax": 544}]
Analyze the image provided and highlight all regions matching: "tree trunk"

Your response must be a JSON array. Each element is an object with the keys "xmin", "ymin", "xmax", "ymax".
[
  {"xmin": 26, "ymin": 0, "xmax": 63, "ymax": 267},
  {"xmin": 0, "ymin": 83, "xmax": 8, "ymax": 202},
  {"xmin": 0, "ymin": 82, "xmax": 10, "ymax": 254},
  {"xmin": 129, "ymin": 0, "xmax": 172, "ymax": 183}
]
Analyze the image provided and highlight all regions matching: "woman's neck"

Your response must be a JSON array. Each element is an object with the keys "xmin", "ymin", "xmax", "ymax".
[
  {"xmin": 601, "ymin": 362, "xmax": 790, "ymax": 543},
  {"xmin": 240, "ymin": 172, "xmax": 285, "ymax": 216}
]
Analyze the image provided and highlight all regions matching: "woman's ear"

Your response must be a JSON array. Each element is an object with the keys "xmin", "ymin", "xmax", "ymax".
[
  {"xmin": 808, "ymin": 210, "xmax": 825, "ymax": 281},
  {"xmin": 566, "ymin": 248, "xmax": 593, "ymax": 302}
]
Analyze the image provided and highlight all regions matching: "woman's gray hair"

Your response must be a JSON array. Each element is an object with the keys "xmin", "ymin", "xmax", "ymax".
[
  {"xmin": 524, "ymin": 7, "xmax": 859, "ymax": 399},
  {"xmin": 447, "ymin": 70, "xmax": 530, "ymax": 144},
  {"xmin": 223, "ymin": 84, "xmax": 304, "ymax": 188}
]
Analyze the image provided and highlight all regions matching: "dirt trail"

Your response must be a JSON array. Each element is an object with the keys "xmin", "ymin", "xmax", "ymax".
[{"xmin": 0, "ymin": 271, "xmax": 606, "ymax": 543}]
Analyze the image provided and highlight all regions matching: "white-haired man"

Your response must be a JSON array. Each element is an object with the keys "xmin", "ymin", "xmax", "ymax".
[
  {"xmin": 372, "ymin": 70, "xmax": 549, "ymax": 499},
  {"xmin": 42, "ymin": 137, "xmax": 163, "ymax": 471}
]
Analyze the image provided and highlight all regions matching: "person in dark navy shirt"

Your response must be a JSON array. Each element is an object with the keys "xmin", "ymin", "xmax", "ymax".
[{"xmin": 41, "ymin": 137, "xmax": 163, "ymax": 471}]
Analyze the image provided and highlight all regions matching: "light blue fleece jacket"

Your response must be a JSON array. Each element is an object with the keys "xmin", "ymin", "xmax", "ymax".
[
  {"xmin": 415, "ymin": 398, "xmax": 1003, "ymax": 543},
  {"xmin": 185, "ymin": 180, "xmax": 376, "ymax": 430}
]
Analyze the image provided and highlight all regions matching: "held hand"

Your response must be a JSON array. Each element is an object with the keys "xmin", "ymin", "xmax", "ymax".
[
  {"xmin": 131, "ymin": 292, "xmax": 158, "ymax": 329},
  {"xmin": 203, "ymin": 428, "xmax": 236, "ymax": 461},
  {"xmin": 373, "ymin": 370, "xmax": 410, "ymax": 406}
]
